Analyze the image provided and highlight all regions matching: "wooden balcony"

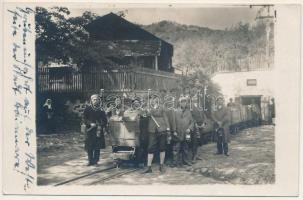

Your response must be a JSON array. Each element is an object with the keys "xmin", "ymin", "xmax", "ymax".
[{"xmin": 37, "ymin": 66, "xmax": 180, "ymax": 96}]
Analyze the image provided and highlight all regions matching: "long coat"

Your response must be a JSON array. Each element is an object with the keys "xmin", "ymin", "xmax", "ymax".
[
  {"xmin": 83, "ymin": 105, "xmax": 108, "ymax": 150},
  {"xmin": 165, "ymin": 108, "xmax": 176, "ymax": 132},
  {"xmin": 211, "ymin": 106, "xmax": 230, "ymax": 143},
  {"xmin": 147, "ymin": 106, "xmax": 170, "ymax": 133},
  {"xmin": 174, "ymin": 108, "xmax": 195, "ymax": 141},
  {"xmin": 191, "ymin": 106, "xmax": 206, "ymax": 124}
]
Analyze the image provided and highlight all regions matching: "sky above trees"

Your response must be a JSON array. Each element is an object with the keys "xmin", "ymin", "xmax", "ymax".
[{"xmin": 67, "ymin": 6, "xmax": 260, "ymax": 30}]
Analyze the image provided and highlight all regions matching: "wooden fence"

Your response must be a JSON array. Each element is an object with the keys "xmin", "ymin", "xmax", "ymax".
[{"xmin": 37, "ymin": 67, "xmax": 180, "ymax": 97}]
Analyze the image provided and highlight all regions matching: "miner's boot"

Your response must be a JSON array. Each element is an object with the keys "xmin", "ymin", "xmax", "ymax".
[
  {"xmin": 159, "ymin": 164, "xmax": 166, "ymax": 174},
  {"xmin": 143, "ymin": 166, "xmax": 152, "ymax": 174}
]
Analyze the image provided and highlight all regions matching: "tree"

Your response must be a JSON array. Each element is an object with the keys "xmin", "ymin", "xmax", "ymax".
[
  {"xmin": 36, "ymin": 7, "xmax": 113, "ymax": 69},
  {"xmin": 36, "ymin": 7, "xmax": 76, "ymax": 65}
]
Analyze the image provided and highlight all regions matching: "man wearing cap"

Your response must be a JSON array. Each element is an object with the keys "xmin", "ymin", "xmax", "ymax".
[
  {"xmin": 82, "ymin": 94, "xmax": 108, "ymax": 166},
  {"xmin": 143, "ymin": 94, "xmax": 170, "ymax": 173},
  {"xmin": 211, "ymin": 96, "xmax": 230, "ymax": 156},
  {"xmin": 172, "ymin": 96, "xmax": 195, "ymax": 167}
]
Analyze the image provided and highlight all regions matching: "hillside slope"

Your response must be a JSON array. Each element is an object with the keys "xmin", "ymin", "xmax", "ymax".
[{"xmin": 141, "ymin": 20, "xmax": 274, "ymax": 74}]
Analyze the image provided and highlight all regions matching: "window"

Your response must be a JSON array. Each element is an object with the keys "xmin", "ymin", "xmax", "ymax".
[{"xmin": 247, "ymin": 79, "xmax": 257, "ymax": 86}]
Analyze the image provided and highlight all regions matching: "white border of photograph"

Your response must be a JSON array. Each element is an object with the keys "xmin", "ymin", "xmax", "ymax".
[{"xmin": 1, "ymin": 1, "xmax": 302, "ymax": 197}]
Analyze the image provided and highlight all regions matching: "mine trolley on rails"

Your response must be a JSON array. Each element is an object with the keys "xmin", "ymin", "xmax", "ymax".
[
  {"xmin": 102, "ymin": 93, "xmax": 268, "ymax": 165},
  {"xmin": 108, "ymin": 109, "xmax": 142, "ymax": 167},
  {"xmin": 107, "ymin": 109, "xmax": 262, "ymax": 162}
]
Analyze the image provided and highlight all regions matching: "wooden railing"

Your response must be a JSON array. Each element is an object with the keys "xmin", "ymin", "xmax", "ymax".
[{"xmin": 37, "ymin": 66, "xmax": 180, "ymax": 95}]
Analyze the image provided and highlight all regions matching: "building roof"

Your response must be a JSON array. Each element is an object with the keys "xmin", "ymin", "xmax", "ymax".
[{"xmin": 85, "ymin": 13, "xmax": 173, "ymax": 53}]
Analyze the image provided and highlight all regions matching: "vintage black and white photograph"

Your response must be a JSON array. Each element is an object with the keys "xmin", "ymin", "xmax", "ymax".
[{"xmin": 33, "ymin": 5, "xmax": 278, "ymax": 187}]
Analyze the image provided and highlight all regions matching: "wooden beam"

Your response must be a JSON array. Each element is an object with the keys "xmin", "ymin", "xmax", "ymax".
[{"xmin": 155, "ymin": 56, "xmax": 158, "ymax": 71}]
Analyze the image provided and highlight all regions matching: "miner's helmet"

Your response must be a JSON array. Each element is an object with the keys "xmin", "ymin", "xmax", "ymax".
[
  {"xmin": 132, "ymin": 97, "xmax": 141, "ymax": 104},
  {"xmin": 90, "ymin": 94, "xmax": 100, "ymax": 101},
  {"xmin": 179, "ymin": 96, "xmax": 189, "ymax": 108},
  {"xmin": 179, "ymin": 96, "xmax": 189, "ymax": 102},
  {"xmin": 90, "ymin": 94, "xmax": 101, "ymax": 107}
]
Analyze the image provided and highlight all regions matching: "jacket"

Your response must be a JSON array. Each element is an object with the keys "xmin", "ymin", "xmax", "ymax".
[
  {"xmin": 174, "ymin": 108, "xmax": 195, "ymax": 141},
  {"xmin": 147, "ymin": 106, "xmax": 170, "ymax": 133},
  {"xmin": 83, "ymin": 105, "xmax": 108, "ymax": 150},
  {"xmin": 211, "ymin": 106, "xmax": 230, "ymax": 143},
  {"xmin": 165, "ymin": 108, "xmax": 176, "ymax": 132}
]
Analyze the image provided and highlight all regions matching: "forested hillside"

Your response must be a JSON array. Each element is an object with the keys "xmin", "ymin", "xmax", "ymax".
[{"xmin": 142, "ymin": 20, "xmax": 274, "ymax": 74}]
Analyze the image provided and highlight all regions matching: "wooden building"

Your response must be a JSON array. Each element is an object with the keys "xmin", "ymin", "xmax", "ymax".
[
  {"xmin": 37, "ymin": 13, "xmax": 179, "ymax": 98},
  {"xmin": 85, "ymin": 13, "xmax": 173, "ymax": 72}
]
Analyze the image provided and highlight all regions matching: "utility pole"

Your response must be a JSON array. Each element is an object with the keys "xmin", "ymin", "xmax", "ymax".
[{"xmin": 254, "ymin": 5, "xmax": 275, "ymax": 69}]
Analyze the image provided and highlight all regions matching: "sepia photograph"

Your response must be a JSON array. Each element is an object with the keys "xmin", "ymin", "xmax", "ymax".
[
  {"xmin": 35, "ymin": 5, "xmax": 276, "ymax": 186},
  {"xmin": 2, "ymin": 1, "xmax": 301, "ymax": 197}
]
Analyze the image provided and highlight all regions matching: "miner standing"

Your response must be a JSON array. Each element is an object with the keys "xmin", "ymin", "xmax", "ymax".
[
  {"xmin": 212, "ymin": 96, "xmax": 230, "ymax": 156},
  {"xmin": 143, "ymin": 94, "xmax": 170, "ymax": 173},
  {"xmin": 173, "ymin": 96, "xmax": 195, "ymax": 167},
  {"xmin": 82, "ymin": 94, "xmax": 108, "ymax": 166}
]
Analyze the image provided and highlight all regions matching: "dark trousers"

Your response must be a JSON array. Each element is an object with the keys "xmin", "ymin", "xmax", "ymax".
[
  {"xmin": 87, "ymin": 149, "xmax": 100, "ymax": 164},
  {"xmin": 136, "ymin": 145, "xmax": 148, "ymax": 164},
  {"xmin": 191, "ymin": 130, "xmax": 201, "ymax": 160},
  {"xmin": 172, "ymin": 140, "xmax": 191, "ymax": 166},
  {"xmin": 165, "ymin": 132, "xmax": 174, "ymax": 164},
  {"xmin": 217, "ymin": 136, "xmax": 228, "ymax": 154}
]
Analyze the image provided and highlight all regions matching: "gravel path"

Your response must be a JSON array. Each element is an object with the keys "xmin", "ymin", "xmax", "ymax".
[{"xmin": 37, "ymin": 125, "xmax": 275, "ymax": 185}]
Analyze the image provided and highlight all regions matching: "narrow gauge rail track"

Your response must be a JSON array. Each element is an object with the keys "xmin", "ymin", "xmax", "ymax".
[{"xmin": 55, "ymin": 165, "xmax": 139, "ymax": 186}]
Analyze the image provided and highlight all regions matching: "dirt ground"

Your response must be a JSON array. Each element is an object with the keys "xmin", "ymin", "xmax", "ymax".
[{"xmin": 37, "ymin": 125, "xmax": 275, "ymax": 185}]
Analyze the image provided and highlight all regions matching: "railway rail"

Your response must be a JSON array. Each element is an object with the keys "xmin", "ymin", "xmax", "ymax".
[{"xmin": 54, "ymin": 164, "xmax": 139, "ymax": 186}]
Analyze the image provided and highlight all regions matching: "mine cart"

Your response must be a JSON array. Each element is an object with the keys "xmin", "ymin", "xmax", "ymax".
[{"xmin": 108, "ymin": 110, "xmax": 141, "ymax": 166}]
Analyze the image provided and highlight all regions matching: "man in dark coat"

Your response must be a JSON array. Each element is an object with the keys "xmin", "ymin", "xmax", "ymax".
[
  {"xmin": 211, "ymin": 97, "xmax": 230, "ymax": 156},
  {"xmin": 130, "ymin": 97, "xmax": 149, "ymax": 167},
  {"xmin": 138, "ymin": 107, "xmax": 150, "ymax": 166},
  {"xmin": 83, "ymin": 94, "xmax": 108, "ymax": 166}
]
